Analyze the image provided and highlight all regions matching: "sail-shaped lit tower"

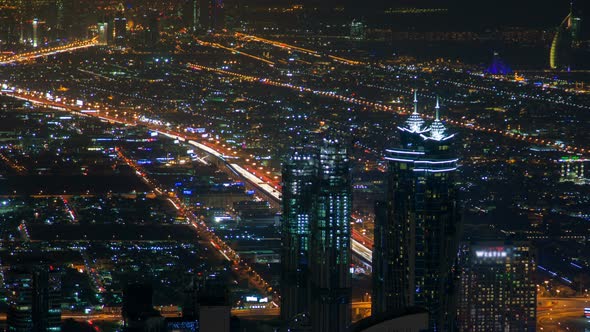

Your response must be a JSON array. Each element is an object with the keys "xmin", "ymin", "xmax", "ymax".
[
  {"xmin": 373, "ymin": 95, "xmax": 460, "ymax": 331},
  {"xmin": 550, "ymin": 1, "xmax": 582, "ymax": 69}
]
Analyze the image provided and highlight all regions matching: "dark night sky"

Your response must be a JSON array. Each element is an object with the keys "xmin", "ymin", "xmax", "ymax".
[{"xmin": 248, "ymin": 0, "xmax": 589, "ymax": 29}]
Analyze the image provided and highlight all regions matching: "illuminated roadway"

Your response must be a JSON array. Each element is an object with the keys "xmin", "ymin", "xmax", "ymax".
[
  {"xmin": 2, "ymin": 38, "xmax": 584, "ymax": 264},
  {"xmin": 193, "ymin": 37, "xmax": 276, "ymax": 66},
  {"xmin": 0, "ymin": 302, "xmax": 372, "ymax": 322},
  {"xmin": 234, "ymin": 32, "xmax": 364, "ymax": 65},
  {"xmin": 0, "ymin": 38, "xmax": 98, "ymax": 65},
  {"xmin": 8, "ymin": 87, "xmax": 590, "ymax": 331},
  {"xmin": 537, "ymin": 297, "xmax": 590, "ymax": 331}
]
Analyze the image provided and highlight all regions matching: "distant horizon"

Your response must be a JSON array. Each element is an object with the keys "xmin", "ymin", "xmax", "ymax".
[{"xmin": 234, "ymin": 0, "xmax": 588, "ymax": 29}]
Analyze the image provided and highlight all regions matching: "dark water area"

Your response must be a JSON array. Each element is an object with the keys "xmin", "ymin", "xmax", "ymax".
[{"xmin": 356, "ymin": 41, "xmax": 590, "ymax": 70}]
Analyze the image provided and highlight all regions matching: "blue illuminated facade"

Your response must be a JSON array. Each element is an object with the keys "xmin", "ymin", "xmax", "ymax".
[{"xmin": 486, "ymin": 52, "xmax": 512, "ymax": 75}]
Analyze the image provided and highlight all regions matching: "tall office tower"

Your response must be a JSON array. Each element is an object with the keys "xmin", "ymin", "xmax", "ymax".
[
  {"xmin": 7, "ymin": 272, "xmax": 34, "ymax": 331},
  {"xmin": 144, "ymin": 9, "xmax": 160, "ymax": 48},
  {"xmin": 42, "ymin": 0, "xmax": 65, "ymax": 41},
  {"xmin": 54, "ymin": 0, "xmax": 64, "ymax": 38},
  {"xmin": 0, "ymin": 6, "xmax": 19, "ymax": 47},
  {"xmin": 350, "ymin": 19, "xmax": 366, "ymax": 40},
  {"xmin": 457, "ymin": 241, "xmax": 536, "ymax": 332},
  {"xmin": 182, "ymin": 0, "xmax": 200, "ymax": 32},
  {"xmin": 60, "ymin": 0, "xmax": 86, "ymax": 40},
  {"xmin": 97, "ymin": 22, "xmax": 108, "ymax": 45},
  {"xmin": 113, "ymin": 3, "xmax": 126, "ymax": 46},
  {"xmin": 281, "ymin": 146, "xmax": 317, "ymax": 324},
  {"xmin": 7, "ymin": 266, "xmax": 62, "ymax": 332},
  {"xmin": 310, "ymin": 137, "xmax": 352, "ymax": 332},
  {"xmin": 373, "ymin": 95, "xmax": 460, "ymax": 331},
  {"xmin": 568, "ymin": 1, "xmax": 582, "ymax": 46},
  {"xmin": 122, "ymin": 283, "xmax": 166, "ymax": 332},
  {"xmin": 199, "ymin": 0, "xmax": 224, "ymax": 31},
  {"xmin": 31, "ymin": 18, "xmax": 39, "ymax": 47},
  {"xmin": 281, "ymin": 137, "xmax": 351, "ymax": 331}
]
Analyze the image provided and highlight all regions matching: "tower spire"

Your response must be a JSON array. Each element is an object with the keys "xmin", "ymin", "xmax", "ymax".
[
  {"xmin": 435, "ymin": 96, "xmax": 440, "ymax": 120},
  {"xmin": 402, "ymin": 90, "xmax": 426, "ymax": 133},
  {"xmin": 413, "ymin": 90, "xmax": 418, "ymax": 114},
  {"xmin": 428, "ymin": 96, "xmax": 447, "ymax": 141}
]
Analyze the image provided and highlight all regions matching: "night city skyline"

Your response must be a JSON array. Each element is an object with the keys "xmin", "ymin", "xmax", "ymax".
[{"xmin": 0, "ymin": 0, "xmax": 589, "ymax": 331}]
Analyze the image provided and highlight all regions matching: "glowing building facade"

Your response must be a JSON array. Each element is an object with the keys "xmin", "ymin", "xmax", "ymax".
[
  {"xmin": 310, "ymin": 137, "xmax": 351, "ymax": 332},
  {"xmin": 199, "ymin": 0, "xmax": 224, "ymax": 31},
  {"xmin": 550, "ymin": 1, "xmax": 582, "ymax": 69},
  {"xmin": 457, "ymin": 241, "xmax": 536, "ymax": 332},
  {"xmin": 281, "ymin": 138, "xmax": 351, "ymax": 332},
  {"xmin": 113, "ymin": 3, "xmax": 126, "ymax": 46},
  {"xmin": 6, "ymin": 266, "xmax": 62, "ymax": 332},
  {"xmin": 281, "ymin": 147, "xmax": 317, "ymax": 325},
  {"xmin": 373, "ymin": 94, "xmax": 460, "ymax": 331}
]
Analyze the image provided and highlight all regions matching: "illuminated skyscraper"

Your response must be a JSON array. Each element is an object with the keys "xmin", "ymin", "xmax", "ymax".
[
  {"xmin": 310, "ymin": 137, "xmax": 351, "ymax": 332},
  {"xmin": 281, "ymin": 146, "xmax": 316, "ymax": 324},
  {"xmin": 550, "ymin": 1, "xmax": 582, "ymax": 69},
  {"xmin": 97, "ymin": 22, "xmax": 108, "ymax": 45},
  {"xmin": 199, "ymin": 0, "xmax": 224, "ymax": 31},
  {"xmin": 457, "ymin": 241, "xmax": 536, "ymax": 332},
  {"xmin": 373, "ymin": 95, "xmax": 460, "ymax": 331},
  {"xmin": 31, "ymin": 18, "xmax": 39, "ymax": 47},
  {"xmin": 350, "ymin": 19, "xmax": 366, "ymax": 40},
  {"xmin": 144, "ymin": 9, "xmax": 160, "ymax": 47},
  {"xmin": 0, "ymin": 6, "xmax": 19, "ymax": 46},
  {"xmin": 7, "ymin": 266, "xmax": 62, "ymax": 332},
  {"xmin": 568, "ymin": 1, "xmax": 582, "ymax": 46},
  {"xmin": 281, "ymin": 137, "xmax": 351, "ymax": 332},
  {"xmin": 113, "ymin": 3, "xmax": 126, "ymax": 46},
  {"xmin": 182, "ymin": 0, "xmax": 200, "ymax": 32}
]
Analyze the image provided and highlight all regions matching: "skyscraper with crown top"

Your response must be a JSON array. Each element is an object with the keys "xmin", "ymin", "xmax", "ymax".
[{"xmin": 373, "ymin": 93, "xmax": 460, "ymax": 331}]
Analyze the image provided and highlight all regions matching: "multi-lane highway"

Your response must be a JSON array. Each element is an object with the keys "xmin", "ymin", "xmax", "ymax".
[
  {"xmin": 537, "ymin": 297, "xmax": 590, "ymax": 331},
  {"xmin": 0, "ymin": 38, "xmax": 98, "ymax": 65}
]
